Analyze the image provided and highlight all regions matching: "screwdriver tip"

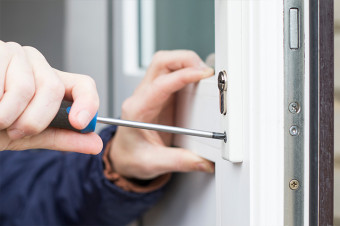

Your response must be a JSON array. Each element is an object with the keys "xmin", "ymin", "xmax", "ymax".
[{"xmin": 212, "ymin": 132, "xmax": 227, "ymax": 143}]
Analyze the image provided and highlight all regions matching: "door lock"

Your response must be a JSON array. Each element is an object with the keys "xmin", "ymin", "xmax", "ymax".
[{"xmin": 218, "ymin": 70, "xmax": 228, "ymax": 115}]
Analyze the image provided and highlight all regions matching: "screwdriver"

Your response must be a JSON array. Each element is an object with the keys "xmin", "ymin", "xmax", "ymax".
[{"xmin": 49, "ymin": 101, "xmax": 226, "ymax": 141}]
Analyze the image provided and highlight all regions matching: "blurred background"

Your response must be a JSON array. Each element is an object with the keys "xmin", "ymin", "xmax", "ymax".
[{"xmin": 0, "ymin": 0, "xmax": 338, "ymax": 224}]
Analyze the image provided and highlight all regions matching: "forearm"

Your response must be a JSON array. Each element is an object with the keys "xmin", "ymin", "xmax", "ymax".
[
  {"xmin": 0, "ymin": 126, "xmax": 169, "ymax": 226},
  {"xmin": 88, "ymin": 125, "xmax": 171, "ymax": 225}
]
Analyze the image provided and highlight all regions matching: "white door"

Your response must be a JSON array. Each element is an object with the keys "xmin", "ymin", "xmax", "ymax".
[
  {"xmin": 112, "ymin": 0, "xmax": 317, "ymax": 225},
  {"xmin": 143, "ymin": 1, "xmax": 287, "ymax": 225}
]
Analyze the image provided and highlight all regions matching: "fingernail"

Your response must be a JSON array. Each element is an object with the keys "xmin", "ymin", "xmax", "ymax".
[
  {"xmin": 197, "ymin": 162, "xmax": 215, "ymax": 173},
  {"xmin": 202, "ymin": 68, "xmax": 215, "ymax": 78},
  {"xmin": 77, "ymin": 110, "xmax": 91, "ymax": 128},
  {"xmin": 7, "ymin": 129, "xmax": 25, "ymax": 140}
]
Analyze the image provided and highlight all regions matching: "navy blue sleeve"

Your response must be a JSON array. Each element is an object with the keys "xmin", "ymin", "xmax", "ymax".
[{"xmin": 0, "ymin": 126, "xmax": 167, "ymax": 226}]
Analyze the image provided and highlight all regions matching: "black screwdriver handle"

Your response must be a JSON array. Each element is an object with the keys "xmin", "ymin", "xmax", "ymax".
[{"xmin": 49, "ymin": 100, "xmax": 98, "ymax": 133}]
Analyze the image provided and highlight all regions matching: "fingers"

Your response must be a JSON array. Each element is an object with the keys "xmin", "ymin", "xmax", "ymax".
[
  {"xmin": 0, "ymin": 41, "xmax": 101, "ymax": 153},
  {"xmin": 153, "ymin": 67, "xmax": 214, "ymax": 97},
  {"xmin": 134, "ymin": 51, "xmax": 214, "ymax": 111},
  {"xmin": 7, "ymin": 46, "xmax": 65, "ymax": 139},
  {"xmin": 0, "ymin": 41, "xmax": 11, "ymax": 100},
  {"xmin": 4, "ymin": 128, "xmax": 103, "ymax": 154},
  {"xmin": 56, "ymin": 70, "xmax": 99, "ymax": 130},
  {"xmin": 156, "ymin": 147, "xmax": 214, "ymax": 173},
  {"xmin": 148, "ymin": 50, "xmax": 208, "ymax": 77},
  {"xmin": 129, "ymin": 67, "xmax": 213, "ymax": 115},
  {"xmin": 133, "ymin": 146, "xmax": 214, "ymax": 179},
  {"xmin": 0, "ymin": 42, "xmax": 35, "ymax": 132}
]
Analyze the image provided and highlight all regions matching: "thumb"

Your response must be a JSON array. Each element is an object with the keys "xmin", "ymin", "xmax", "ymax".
[
  {"xmin": 6, "ymin": 128, "xmax": 103, "ymax": 154},
  {"xmin": 55, "ymin": 69, "xmax": 100, "ymax": 130},
  {"xmin": 155, "ymin": 147, "xmax": 215, "ymax": 174}
]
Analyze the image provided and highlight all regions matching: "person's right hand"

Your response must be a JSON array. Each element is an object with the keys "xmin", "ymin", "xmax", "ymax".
[{"xmin": 0, "ymin": 41, "xmax": 103, "ymax": 154}]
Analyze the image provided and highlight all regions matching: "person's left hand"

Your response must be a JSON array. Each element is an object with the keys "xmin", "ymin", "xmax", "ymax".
[{"xmin": 109, "ymin": 50, "xmax": 215, "ymax": 180}]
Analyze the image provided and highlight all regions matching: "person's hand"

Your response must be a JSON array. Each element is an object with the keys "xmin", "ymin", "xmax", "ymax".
[
  {"xmin": 110, "ymin": 50, "xmax": 215, "ymax": 180},
  {"xmin": 0, "ymin": 41, "xmax": 102, "ymax": 154}
]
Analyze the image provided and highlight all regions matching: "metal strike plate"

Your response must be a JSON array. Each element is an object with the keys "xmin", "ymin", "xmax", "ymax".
[
  {"xmin": 218, "ymin": 70, "xmax": 227, "ymax": 115},
  {"xmin": 284, "ymin": 1, "xmax": 304, "ymax": 225}
]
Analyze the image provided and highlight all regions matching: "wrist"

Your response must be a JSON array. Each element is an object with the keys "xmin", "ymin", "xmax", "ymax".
[{"xmin": 103, "ymin": 137, "xmax": 171, "ymax": 193}]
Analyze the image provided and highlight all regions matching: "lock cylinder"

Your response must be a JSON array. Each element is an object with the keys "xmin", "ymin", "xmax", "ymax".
[{"xmin": 218, "ymin": 70, "xmax": 228, "ymax": 115}]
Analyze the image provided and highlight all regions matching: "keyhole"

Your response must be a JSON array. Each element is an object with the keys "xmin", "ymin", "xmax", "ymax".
[{"xmin": 218, "ymin": 71, "xmax": 227, "ymax": 115}]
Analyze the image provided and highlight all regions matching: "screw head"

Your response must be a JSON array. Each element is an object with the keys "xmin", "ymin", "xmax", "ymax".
[
  {"xmin": 289, "ymin": 179, "xmax": 300, "ymax": 190},
  {"xmin": 289, "ymin": 102, "xmax": 300, "ymax": 114},
  {"xmin": 289, "ymin": 125, "xmax": 300, "ymax": 136}
]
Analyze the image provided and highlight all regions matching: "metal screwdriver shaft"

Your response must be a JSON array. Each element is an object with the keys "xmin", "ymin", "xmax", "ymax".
[
  {"xmin": 96, "ymin": 117, "xmax": 226, "ymax": 141},
  {"xmin": 49, "ymin": 101, "xmax": 226, "ymax": 141}
]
